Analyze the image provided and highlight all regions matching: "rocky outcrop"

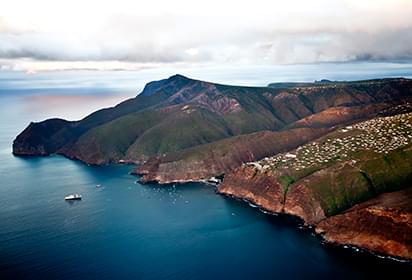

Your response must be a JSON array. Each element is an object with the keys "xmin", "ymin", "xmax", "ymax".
[
  {"xmin": 217, "ymin": 166, "xmax": 285, "ymax": 213},
  {"xmin": 316, "ymin": 188, "xmax": 412, "ymax": 260}
]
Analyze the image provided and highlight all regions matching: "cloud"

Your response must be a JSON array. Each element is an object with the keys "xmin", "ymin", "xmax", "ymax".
[
  {"xmin": 0, "ymin": 0, "xmax": 411, "ymax": 71},
  {"xmin": 251, "ymin": 28, "xmax": 412, "ymax": 64}
]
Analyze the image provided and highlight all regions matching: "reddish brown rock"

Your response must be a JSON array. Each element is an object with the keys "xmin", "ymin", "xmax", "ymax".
[
  {"xmin": 215, "ymin": 137, "xmax": 412, "ymax": 260},
  {"xmin": 316, "ymin": 188, "xmax": 412, "ymax": 260},
  {"xmin": 288, "ymin": 105, "xmax": 386, "ymax": 129},
  {"xmin": 218, "ymin": 166, "xmax": 285, "ymax": 213},
  {"xmin": 284, "ymin": 184, "xmax": 326, "ymax": 225},
  {"xmin": 219, "ymin": 172, "xmax": 326, "ymax": 225}
]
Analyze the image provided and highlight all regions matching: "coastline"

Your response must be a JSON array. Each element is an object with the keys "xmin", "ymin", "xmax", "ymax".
[
  {"xmin": 217, "ymin": 188, "xmax": 412, "ymax": 264},
  {"xmin": 128, "ymin": 165, "xmax": 412, "ymax": 263},
  {"xmin": 11, "ymin": 151, "xmax": 412, "ymax": 263}
]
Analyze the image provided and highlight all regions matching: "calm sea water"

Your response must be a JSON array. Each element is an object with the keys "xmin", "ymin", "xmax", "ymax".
[{"xmin": 0, "ymin": 89, "xmax": 411, "ymax": 280}]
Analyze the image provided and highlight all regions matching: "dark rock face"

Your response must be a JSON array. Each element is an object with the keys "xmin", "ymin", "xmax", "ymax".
[
  {"xmin": 138, "ymin": 77, "xmax": 170, "ymax": 97},
  {"xmin": 13, "ymin": 119, "xmax": 74, "ymax": 156}
]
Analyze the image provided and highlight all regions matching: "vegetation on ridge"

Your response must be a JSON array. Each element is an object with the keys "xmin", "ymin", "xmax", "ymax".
[
  {"xmin": 13, "ymin": 76, "xmax": 412, "ymax": 166},
  {"xmin": 246, "ymin": 112, "xmax": 412, "ymax": 216}
]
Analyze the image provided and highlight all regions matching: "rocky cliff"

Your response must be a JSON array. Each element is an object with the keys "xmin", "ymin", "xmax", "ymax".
[
  {"xmin": 218, "ymin": 112, "xmax": 412, "ymax": 260},
  {"xmin": 316, "ymin": 187, "xmax": 412, "ymax": 260}
]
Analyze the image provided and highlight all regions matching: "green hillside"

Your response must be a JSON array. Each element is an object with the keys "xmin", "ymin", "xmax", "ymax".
[
  {"xmin": 13, "ymin": 76, "xmax": 412, "ymax": 165},
  {"xmin": 249, "ymin": 112, "xmax": 412, "ymax": 216}
]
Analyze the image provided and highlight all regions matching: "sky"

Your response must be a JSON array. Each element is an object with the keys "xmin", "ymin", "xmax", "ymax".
[{"xmin": 1, "ymin": 0, "xmax": 412, "ymax": 73}]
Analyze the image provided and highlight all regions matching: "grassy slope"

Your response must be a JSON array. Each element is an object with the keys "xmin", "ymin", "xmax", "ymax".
[
  {"xmin": 304, "ymin": 147, "xmax": 412, "ymax": 216},
  {"xmin": 125, "ymin": 107, "xmax": 232, "ymax": 158},
  {"xmin": 63, "ymin": 82, "xmax": 412, "ymax": 164},
  {"xmin": 252, "ymin": 113, "xmax": 412, "ymax": 217},
  {"xmin": 14, "ymin": 77, "xmax": 412, "ymax": 165},
  {"xmin": 64, "ymin": 109, "xmax": 171, "ymax": 163}
]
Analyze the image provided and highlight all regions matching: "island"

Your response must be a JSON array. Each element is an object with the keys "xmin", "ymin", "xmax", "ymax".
[{"xmin": 13, "ymin": 75, "xmax": 412, "ymax": 261}]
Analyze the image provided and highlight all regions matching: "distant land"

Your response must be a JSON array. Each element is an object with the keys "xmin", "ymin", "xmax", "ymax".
[{"xmin": 13, "ymin": 75, "xmax": 412, "ymax": 261}]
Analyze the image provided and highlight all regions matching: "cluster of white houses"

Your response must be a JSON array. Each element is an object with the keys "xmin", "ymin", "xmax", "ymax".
[{"xmin": 247, "ymin": 112, "xmax": 412, "ymax": 172}]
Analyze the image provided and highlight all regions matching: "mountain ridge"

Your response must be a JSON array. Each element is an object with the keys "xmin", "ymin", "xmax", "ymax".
[
  {"xmin": 13, "ymin": 76, "xmax": 412, "ymax": 164},
  {"xmin": 12, "ymin": 75, "xmax": 412, "ymax": 261}
]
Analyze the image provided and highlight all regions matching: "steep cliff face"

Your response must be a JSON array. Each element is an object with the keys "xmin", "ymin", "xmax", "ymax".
[
  {"xmin": 283, "ymin": 183, "xmax": 326, "ymax": 224},
  {"xmin": 316, "ymin": 188, "xmax": 412, "ymax": 260},
  {"xmin": 217, "ymin": 166, "xmax": 285, "ymax": 213},
  {"xmin": 218, "ymin": 112, "xmax": 412, "ymax": 259}
]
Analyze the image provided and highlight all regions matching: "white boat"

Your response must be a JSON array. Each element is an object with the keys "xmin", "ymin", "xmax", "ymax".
[{"xmin": 65, "ymin": 194, "xmax": 82, "ymax": 200}]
